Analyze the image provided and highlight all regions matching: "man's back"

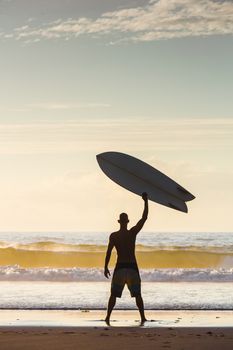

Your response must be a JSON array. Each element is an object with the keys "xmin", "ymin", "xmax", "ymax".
[{"xmin": 111, "ymin": 229, "xmax": 137, "ymax": 263}]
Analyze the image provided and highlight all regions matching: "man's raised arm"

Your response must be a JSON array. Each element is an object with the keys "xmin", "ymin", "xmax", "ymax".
[{"xmin": 131, "ymin": 192, "xmax": 149, "ymax": 235}]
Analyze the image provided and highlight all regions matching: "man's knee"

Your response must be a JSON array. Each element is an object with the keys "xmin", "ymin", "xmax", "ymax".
[
  {"xmin": 110, "ymin": 294, "xmax": 117, "ymax": 301},
  {"xmin": 135, "ymin": 293, "xmax": 142, "ymax": 298},
  {"xmin": 135, "ymin": 294, "xmax": 143, "ymax": 302}
]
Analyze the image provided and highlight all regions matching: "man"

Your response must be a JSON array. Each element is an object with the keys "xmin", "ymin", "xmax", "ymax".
[{"xmin": 104, "ymin": 192, "xmax": 148, "ymax": 325}]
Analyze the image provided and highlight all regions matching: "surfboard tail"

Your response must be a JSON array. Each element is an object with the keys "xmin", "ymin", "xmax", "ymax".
[{"xmin": 177, "ymin": 186, "xmax": 195, "ymax": 201}]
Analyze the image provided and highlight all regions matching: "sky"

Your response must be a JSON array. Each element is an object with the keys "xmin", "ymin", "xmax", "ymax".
[{"xmin": 0, "ymin": 0, "xmax": 232, "ymax": 232}]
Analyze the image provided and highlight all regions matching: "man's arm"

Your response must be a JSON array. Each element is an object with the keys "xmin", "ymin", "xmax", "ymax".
[
  {"xmin": 104, "ymin": 235, "xmax": 114, "ymax": 278},
  {"xmin": 130, "ymin": 192, "xmax": 148, "ymax": 235}
]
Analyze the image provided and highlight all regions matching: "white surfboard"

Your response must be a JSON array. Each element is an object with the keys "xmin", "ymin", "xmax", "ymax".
[{"xmin": 96, "ymin": 152, "xmax": 195, "ymax": 213}]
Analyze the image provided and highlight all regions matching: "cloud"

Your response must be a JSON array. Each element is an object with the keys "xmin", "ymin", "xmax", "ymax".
[
  {"xmin": 5, "ymin": 0, "xmax": 233, "ymax": 43},
  {"xmin": 0, "ymin": 102, "xmax": 111, "ymax": 112},
  {"xmin": 0, "ymin": 117, "xmax": 232, "ymax": 155},
  {"xmin": 27, "ymin": 102, "xmax": 111, "ymax": 110}
]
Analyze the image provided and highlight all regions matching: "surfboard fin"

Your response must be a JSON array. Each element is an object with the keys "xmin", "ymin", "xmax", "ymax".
[{"xmin": 168, "ymin": 202, "xmax": 188, "ymax": 213}]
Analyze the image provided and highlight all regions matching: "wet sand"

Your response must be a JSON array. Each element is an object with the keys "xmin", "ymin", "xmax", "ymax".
[{"xmin": 0, "ymin": 310, "xmax": 232, "ymax": 350}]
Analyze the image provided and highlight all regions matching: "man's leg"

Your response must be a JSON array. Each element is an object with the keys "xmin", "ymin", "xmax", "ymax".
[
  {"xmin": 105, "ymin": 294, "xmax": 116, "ymax": 325},
  {"xmin": 135, "ymin": 294, "xmax": 147, "ymax": 324}
]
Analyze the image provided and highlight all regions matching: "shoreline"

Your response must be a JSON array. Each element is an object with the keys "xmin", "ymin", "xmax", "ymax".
[
  {"xmin": 0, "ymin": 310, "xmax": 232, "ymax": 349},
  {"xmin": 0, "ymin": 310, "xmax": 232, "ymax": 328}
]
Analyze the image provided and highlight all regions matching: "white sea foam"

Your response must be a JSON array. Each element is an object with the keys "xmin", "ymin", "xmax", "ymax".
[
  {"xmin": 1, "ymin": 266, "xmax": 233, "ymax": 282},
  {"xmin": 0, "ymin": 281, "xmax": 232, "ymax": 310}
]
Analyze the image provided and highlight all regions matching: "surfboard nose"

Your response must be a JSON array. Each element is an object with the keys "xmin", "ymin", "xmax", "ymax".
[{"xmin": 96, "ymin": 154, "xmax": 101, "ymax": 164}]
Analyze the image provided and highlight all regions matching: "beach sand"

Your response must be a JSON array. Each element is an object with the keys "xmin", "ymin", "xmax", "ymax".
[{"xmin": 0, "ymin": 310, "xmax": 232, "ymax": 349}]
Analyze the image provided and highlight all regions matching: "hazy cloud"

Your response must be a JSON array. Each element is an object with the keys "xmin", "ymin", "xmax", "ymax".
[
  {"xmin": 0, "ymin": 102, "xmax": 111, "ymax": 112},
  {"xmin": 27, "ymin": 102, "xmax": 111, "ymax": 110},
  {"xmin": 0, "ymin": 118, "xmax": 232, "ymax": 155},
  {"xmin": 5, "ymin": 0, "xmax": 233, "ymax": 43}
]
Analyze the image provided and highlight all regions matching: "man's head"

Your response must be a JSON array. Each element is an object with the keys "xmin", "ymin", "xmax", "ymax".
[{"xmin": 118, "ymin": 212, "xmax": 129, "ymax": 225}]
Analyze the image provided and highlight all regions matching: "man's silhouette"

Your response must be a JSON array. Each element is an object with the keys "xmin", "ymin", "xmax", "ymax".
[{"xmin": 104, "ymin": 192, "xmax": 148, "ymax": 325}]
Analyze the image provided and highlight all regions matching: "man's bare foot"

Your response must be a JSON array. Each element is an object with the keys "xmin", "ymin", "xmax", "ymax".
[
  {"xmin": 105, "ymin": 317, "xmax": 110, "ymax": 326},
  {"xmin": 140, "ymin": 318, "xmax": 147, "ymax": 326}
]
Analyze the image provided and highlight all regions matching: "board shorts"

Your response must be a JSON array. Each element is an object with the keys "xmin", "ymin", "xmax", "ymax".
[{"xmin": 111, "ymin": 263, "xmax": 141, "ymax": 298}]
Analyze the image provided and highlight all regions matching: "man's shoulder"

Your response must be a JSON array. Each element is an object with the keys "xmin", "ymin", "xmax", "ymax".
[
  {"xmin": 109, "ymin": 231, "xmax": 118, "ymax": 240},
  {"xmin": 129, "ymin": 226, "xmax": 139, "ymax": 234}
]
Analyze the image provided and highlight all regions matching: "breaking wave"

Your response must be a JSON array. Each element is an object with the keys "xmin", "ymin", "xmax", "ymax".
[
  {"xmin": 0, "ymin": 266, "xmax": 233, "ymax": 282},
  {"xmin": 0, "ymin": 241, "xmax": 233, "ymax": 269}
]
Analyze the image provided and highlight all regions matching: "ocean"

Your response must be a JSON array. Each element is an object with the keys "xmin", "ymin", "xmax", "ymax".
[{"xmin": 0, "ymin": 231, "xmax": 232, "ymax": 310}]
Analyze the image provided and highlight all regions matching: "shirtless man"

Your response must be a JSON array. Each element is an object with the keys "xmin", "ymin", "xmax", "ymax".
[{"xmin": 104, "ymin": 192, "xmax": 148, "ymax": 325}]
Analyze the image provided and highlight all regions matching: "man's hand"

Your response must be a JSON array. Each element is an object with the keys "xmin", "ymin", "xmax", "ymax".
[
  {"xmin": 142, "ymin": 192, "xmax": 148, "ymax": 201},
  {"xmin": 104, "ymin": 267, "xmax": 111, "ymax": 279}
]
